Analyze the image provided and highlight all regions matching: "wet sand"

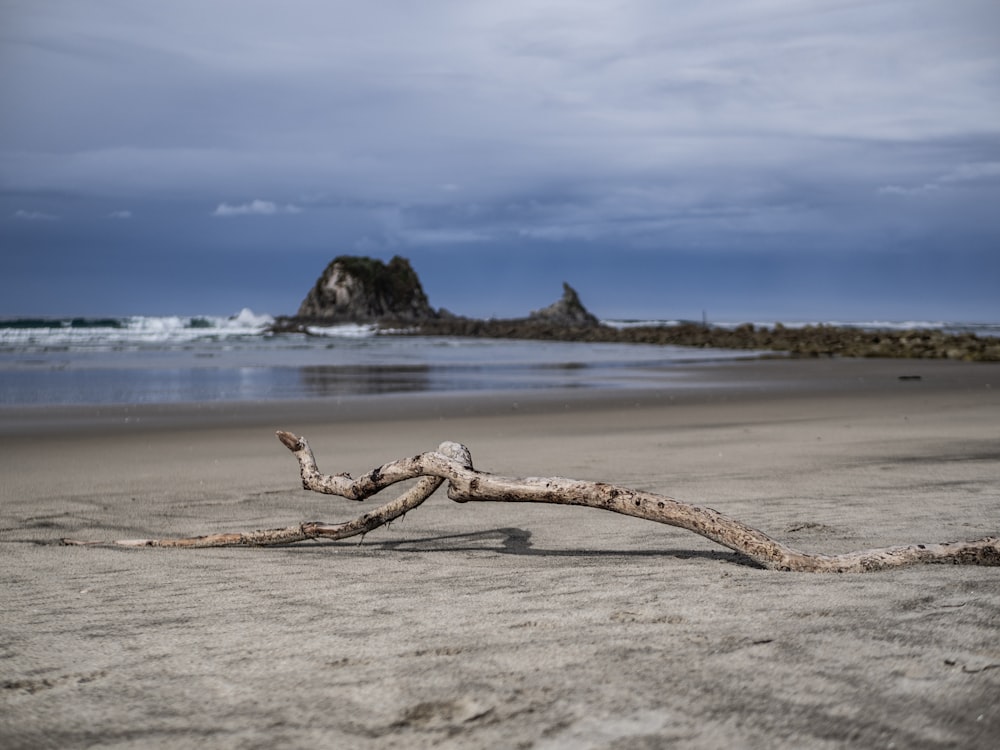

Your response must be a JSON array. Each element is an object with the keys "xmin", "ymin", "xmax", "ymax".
[{"xmin": 2, "ymin": 358, "xmax": 999, "ymax": 748}]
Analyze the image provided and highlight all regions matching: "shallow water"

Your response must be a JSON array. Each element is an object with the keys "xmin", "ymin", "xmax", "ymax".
[{"xmin": 0, "ymin": 329, "xmax": 759, "ymax": 405}]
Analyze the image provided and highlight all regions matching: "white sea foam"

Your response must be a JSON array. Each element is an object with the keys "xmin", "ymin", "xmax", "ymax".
[
  {"xmin": 227, "ymin": 308, "xmax": 275, "ymax": 329},
  {"xmin": 304, "ymin": 323, "xmax": 377, "ymax": 338},
  {"xmin": 0, "ymin": 309, "xmax": 275, "ymax": 352}
]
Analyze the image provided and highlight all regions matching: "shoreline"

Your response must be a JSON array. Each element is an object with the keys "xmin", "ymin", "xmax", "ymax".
[{"xmin": 2, "ymin": 357, "xmax": 996, "ymax": 437}]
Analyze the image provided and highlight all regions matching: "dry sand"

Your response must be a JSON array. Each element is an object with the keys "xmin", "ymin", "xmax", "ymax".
[{"xmin": 2, "ymin": 357, "xmax": 999, "ymax": 749}]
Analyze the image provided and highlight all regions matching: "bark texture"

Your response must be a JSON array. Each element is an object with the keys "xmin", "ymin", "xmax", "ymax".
[{"xmin": 63, "ymin": 431, "xmax": 1000, "ymax": 572}]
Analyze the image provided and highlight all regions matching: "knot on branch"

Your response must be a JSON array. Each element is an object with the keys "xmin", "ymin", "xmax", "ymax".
[{"xmin": 437, "ymin": 441, "xmax": 473, "ymax": 470}]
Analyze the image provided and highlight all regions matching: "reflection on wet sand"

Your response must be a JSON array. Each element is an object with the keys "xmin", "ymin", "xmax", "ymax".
[
  {"xmin": 296, "ymin": 361, "xmax": 614, "ymax": 397},
  {"xmin": 298, "ymin": 365, "xmax": 433, "ymax": 396}
]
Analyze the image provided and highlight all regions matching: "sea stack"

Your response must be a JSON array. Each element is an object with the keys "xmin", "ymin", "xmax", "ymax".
[
  {"xmin": 528, "ymin": 282, "xmax": 601, "ymax": 327},
  {"xmin": 296, "ymin": 255, "xmax": 437, "ymax": 323}
]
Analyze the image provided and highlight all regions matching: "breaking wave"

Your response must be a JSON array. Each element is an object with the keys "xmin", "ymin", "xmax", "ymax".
[{"xmin": 0, "ymin": 309, "xmax": 275, "ymax": 351}]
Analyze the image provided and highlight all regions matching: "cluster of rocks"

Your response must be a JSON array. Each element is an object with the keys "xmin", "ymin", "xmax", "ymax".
[
  {"xmin": 273, "ymin": 255, "xmax": 999, "ymax": 361},
  {"xmin": 411, "ymin": 318, "xmax": 1000, "ymax": 361},
  {"xmin": 588, "ymin": 322, "xmax": 1000, "ymax": 361}
]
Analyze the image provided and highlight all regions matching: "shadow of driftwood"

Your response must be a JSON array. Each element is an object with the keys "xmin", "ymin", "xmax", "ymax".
[{"xmin": 294, "ymin": 526, "xmax": 763, "ymax": 567}]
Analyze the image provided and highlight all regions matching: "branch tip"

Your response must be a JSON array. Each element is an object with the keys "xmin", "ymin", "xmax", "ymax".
[{"xmin": 276, "ymin": 430, "xmax": 304, "ymax": 452}]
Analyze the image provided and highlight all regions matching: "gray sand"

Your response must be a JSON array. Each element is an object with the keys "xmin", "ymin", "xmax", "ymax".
[{"xmin": 2, "ymin": 358, "xmax": 999, "ymax": 748}]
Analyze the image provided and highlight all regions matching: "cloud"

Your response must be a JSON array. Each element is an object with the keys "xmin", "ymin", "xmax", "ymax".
[
  {"xmin": 877, "ymin": 184, "xmax": 941, "ymax": 197},
  {"xmin": 107, "ymin": 210, "xmax": 132, "ymax": 219},
  {"xmin": 13, "ymin": 209, "xmax": 58, "ymax": 221},
  {"xmin": 2, "ymin": 2, "xmax": 998, "ymax": 273},
  {"xmin": 878, "ymin": 160, "xmax": 1000, "ymax": 197},
  {"xmin": 211, "ymin": 199, "xmax": 302, "ymax": 217}
]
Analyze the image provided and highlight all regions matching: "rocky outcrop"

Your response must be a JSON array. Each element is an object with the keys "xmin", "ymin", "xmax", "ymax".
[
  {"xmin": 529, "ymin": 283, "xmax": 600, "ymax": 327},
  {"xmin": 411, "ymin": 319, "xmax": 1000, "ymax": 361},
  {"xmin": 274, "ymin": 257, "xmax": 998, "ymax": 361},
  {"xmin": 407, "ymin": 281, "xmax": 602, "ymax": 338},
  {"xmin": 600, "ymin": 322, "xmax": 1000, "ymax": 361},
  {"xmin": 295, "ymin": 256, "xmax": 436, "ymax": 322}
]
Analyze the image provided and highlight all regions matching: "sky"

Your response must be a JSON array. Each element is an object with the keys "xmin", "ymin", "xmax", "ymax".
[{"xmin": 2, "ymin": 0, "xmax": 999, "ymax": 322}]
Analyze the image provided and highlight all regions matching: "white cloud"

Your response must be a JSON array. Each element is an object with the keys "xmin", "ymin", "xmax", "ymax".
[
  {"xmin": 212, "ymin": 199, "xmax": 302, "ymax": 217},
  {"xmin": 878, "ymin": 160, "xmax": 1000, "ymax": 197},
  {"xmin": 13, "ymin": 209, "xmax": 58, "ymax": 221},
  {"xmin": 108, "ymin": 209, "xmax": 132, "ymax": 219},
  {"xmin": 877, "ymin": 184, "xmax": 941, "ymax": 197}
]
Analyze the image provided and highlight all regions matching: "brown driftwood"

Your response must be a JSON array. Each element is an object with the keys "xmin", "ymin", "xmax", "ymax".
[{"xmin": 63, "ymin": 431, "xmax": 1000, "ymax": 572}]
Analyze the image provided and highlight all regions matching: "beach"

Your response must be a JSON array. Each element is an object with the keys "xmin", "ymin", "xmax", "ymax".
[{"xmin": 2, "ymin": 357, "xmax": 999, "ymax": 748}]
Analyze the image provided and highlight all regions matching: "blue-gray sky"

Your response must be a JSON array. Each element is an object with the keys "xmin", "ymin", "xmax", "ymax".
[{"xmin": 2, "ymin": 0, "xmax": 999, "ymax": 321}]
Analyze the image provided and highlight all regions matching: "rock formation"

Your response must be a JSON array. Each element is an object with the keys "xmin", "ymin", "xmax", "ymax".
[
  {"xmin": 296, "ymin": 256, "xmax": 436, "ymax": 322},
  {"xmin": 528, "ymin": 282, "xmax": 601, "ymax": 327},
  {"xmin": 277, "ymin": 256, "xmax": 998, "ymax": 360}
]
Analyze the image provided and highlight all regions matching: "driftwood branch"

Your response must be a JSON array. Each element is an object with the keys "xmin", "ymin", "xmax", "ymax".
[{"xmin": 63, "ymin": 431, "xmax": 1000, "ymax": 572}]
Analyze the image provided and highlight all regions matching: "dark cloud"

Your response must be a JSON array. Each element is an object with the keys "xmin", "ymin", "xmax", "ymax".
[{"xmin": 1, "ymin": 1, "xmax": 998, "ymax": 318}]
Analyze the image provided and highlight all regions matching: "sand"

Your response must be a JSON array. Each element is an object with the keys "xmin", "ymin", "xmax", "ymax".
[{"xmin": 2, "ymin": 357, "xmax": 999, "ymax": 749}]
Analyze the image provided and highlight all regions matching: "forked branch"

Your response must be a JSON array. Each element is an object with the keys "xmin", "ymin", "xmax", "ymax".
[{"xmin": 63, "ymin": 430, "xmax": 1000, "ymax": 572}]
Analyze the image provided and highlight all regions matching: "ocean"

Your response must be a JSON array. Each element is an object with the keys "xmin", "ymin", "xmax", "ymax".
[{"xmin": 1, "ymin": 310, "xmax": 996, "ymax": 406}]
